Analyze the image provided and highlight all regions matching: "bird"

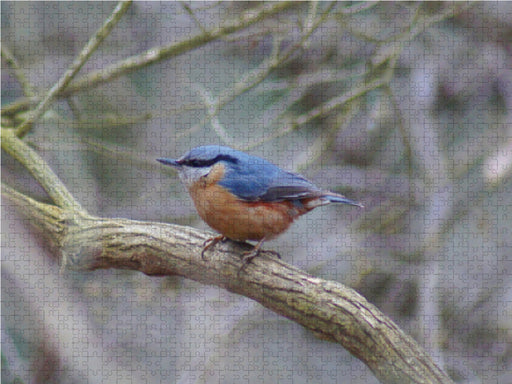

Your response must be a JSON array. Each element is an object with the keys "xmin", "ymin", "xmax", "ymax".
[{"xmin": 157, "ymin": 145, "xmax": 362, "ymax": 270}]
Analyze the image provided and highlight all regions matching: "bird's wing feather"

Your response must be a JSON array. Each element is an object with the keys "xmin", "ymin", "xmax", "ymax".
[{"xmin": 220, "ymin": 161, "xmax": 321, "ymax": 202}]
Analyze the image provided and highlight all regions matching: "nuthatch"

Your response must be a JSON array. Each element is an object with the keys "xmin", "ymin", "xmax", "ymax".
[{"xmin": 158, "ymin": 145, "xmax": 362, "ymax": 268}]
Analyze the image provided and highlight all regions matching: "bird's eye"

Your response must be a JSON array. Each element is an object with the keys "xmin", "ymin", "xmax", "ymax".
[
  {"xmin": 181, "ymin": 154, "xmax": 238, "ymax": 168},
  {"xmin": 181, "ymin": 159, "xmax": 202, "ymax": 167}
]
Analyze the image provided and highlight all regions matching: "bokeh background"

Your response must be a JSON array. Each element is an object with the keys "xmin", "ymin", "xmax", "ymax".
[{"xmin": 2, "ymin": 2, "xmax": 511, "ymax": 383}]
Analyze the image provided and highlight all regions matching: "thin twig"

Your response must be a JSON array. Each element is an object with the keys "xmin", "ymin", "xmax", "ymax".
[
  {"xmin": 180, "ymin": 2, "xmax": 208, "ymax": 34},
  {"xmin": 1, "ymin": 45, "xmax": 35, "ymax": 97},
  {"xmin": 15, "ymin": 1, "xmax": 132, "ymax": 138},
  {"xmin": 292, "ymin": 78, "xmax": 387, "ymax": 128},
  {"xmin": 303, "ymin": 0, "xmax": 320, "ymax": 39},
  {"xmin": 348, "ymin": 2, "xmax": 470, "ymax": 45},
  {"xmin": 214, "ymin": 33, "xmax": 283, "ymax": 113},
  {"xmin": 335, "ymin": 1, "xmax": 378, "ymax": 15},
  {"xmin": 59, "ymin": 2, "xmax": 293, "ymax": 98},
  {"xmin": 65, "ymin": 97, "xmax": 82, "ymax": 121},
  {"xmin": 1, "ymin": 96, "xmax": 39, "ymax": 117},
  {"xmin": 1, "ymin": 2, "xmax": 293, "ymax": 118},
  {"xmin": 194, "ymin": 2, "xmax": 337, "ymax": 145},
  {"xmin": 193, "ymin": 84, "xmax": 234, "ymax": 145},
  {"xmin": 384, "ymin": 85, "xmax": 414, "ymax": 181}
]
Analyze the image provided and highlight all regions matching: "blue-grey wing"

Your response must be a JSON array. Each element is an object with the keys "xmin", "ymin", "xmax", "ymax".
[
  {"xmin": 220, "ymin": 160, "xmax": 321, "ymax": 202},
  {"xmin": 257, "ymin": 169, "xmax": 323, "ymax": 201}
]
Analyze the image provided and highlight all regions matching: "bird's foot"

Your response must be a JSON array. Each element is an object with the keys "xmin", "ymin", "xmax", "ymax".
[
  {"xmin": 201, "ymin": 235, "xmax": 228, "ymax": 259},
  {"xmin": 238, "ymin": 240, "xmax": 280, "ymax": 276},
  {"xmin": 265, "ymin": 250, "xmax": 281, "ymax": 259}
]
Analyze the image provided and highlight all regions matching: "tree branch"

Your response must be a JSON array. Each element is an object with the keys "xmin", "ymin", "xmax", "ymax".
[
  {"xmin": 1, "ymin": 2, "xmax": 294, "ymax": 119},
  {"xmin": 2, "ymin": 183, "xmax": 454, "ymax": 384},
  {"xmin": 15, "ymin": 0, "xmax": 133, "ymax": 138},
  {"xmin": 1, "ymin": 129, "xmax": 86, "ymax": 213}
]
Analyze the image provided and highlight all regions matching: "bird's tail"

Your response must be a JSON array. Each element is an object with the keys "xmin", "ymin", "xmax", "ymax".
[{"xmin": 322, "ymin": 192, "xmax": 364, "ymax": 208}]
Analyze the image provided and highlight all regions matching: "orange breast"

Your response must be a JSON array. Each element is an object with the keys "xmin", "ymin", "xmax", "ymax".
[{"xmin": 188, "ymin": 182, "xmax": 305, "ymax": 242}]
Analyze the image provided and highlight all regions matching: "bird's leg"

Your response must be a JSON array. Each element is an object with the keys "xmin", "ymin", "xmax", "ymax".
[
  {"xmin": 201, "ymin": 235, "xmax": 227, "ymax": 259},
  {"xmin": 238, "ymin": 238, "xmax": 281, "ymax": 275}
]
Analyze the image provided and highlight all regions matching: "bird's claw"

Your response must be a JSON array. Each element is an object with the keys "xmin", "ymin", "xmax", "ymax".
[
  {"xmin": 237, "ymin": 247, "xmax": 281, "ymax": 276},
  {"xmin": 202, "ymin": 235, "xmax": 280, "ymax": 276},
  {"xmin": 264, "ymin": 250, "xmax": 281, "ymax": 259},
  {"xmin": 201, "ymin": 235, "xmax": 227, "ymax": 260}
]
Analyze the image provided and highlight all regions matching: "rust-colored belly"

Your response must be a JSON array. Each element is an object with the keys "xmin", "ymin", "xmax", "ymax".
[{"xmin": 188, "ymin": 183, "xmax": 303, "ymax": 241}]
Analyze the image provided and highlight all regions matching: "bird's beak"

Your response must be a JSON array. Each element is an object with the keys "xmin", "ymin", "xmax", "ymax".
[{"xmin": 157, "ymin": 158, "xmax": 181, "ymax": 168}]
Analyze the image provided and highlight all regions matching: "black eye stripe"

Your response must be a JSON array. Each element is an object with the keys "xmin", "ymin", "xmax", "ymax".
[{"xmin": 180, "ymin": 154, "xmax": 238, "ymax": 167}]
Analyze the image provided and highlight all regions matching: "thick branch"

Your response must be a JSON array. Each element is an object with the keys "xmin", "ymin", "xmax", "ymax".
[{"xmin": 2, "ymin": 185, "xmax": 454, "ymax": 384}]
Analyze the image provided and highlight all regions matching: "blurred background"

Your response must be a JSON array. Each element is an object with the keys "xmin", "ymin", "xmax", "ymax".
[{"xmin": 2, "ymin": 2, "xmax": 511, "ymax": 383}]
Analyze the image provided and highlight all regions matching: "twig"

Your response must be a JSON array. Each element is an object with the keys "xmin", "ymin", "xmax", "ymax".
[
  {"xmin": 65, "ymin": 97, "xmax": 82, "ymax": 121},
  {"xmin": 1, "ymin": 96, "xmax": 39, "ymax": 117},
  {"xmin": 1, "ymin": 129, "xmax": 85, "ymax": 213},
  {"xmin": 180, "ymin": 2, "xmax": 208, "ymax": 35},
  {"xmin": 347, "ymin": 2, "xmax": 470, "ymax": 45},
  {"xmin": 384, "ymin": 85, "xmax": 414, "ymax": 182},
  {"xmin": 335, "ymin": 1, "xmax": 378, "ymax": 15},
  {"xmin": 58, "ymin": 2, "xmax": 293, "ymax": 98},
  {"xmin": 291, "ymin": 78, "xmax": 387, "ymax": 128},
  {"xmin": 1, "ymin": 45, "xmax": 35, "ymax": 97},
  {"xmin": 1, "ymin": 2, "xmax": 293, "ymax": 118},
  {"xmin": 191, "ymin": 1, "xmax": 337, "ymax": 145},
  {"xmin": 15, "ymin": 1, "xmax": 132, "ymax": 138},
  {"xmin": 193, "ymin": 84, "xmax": 234, "ymax": 145},
  {"xmin": 303, "ymin": 0, "xmax": 320, "ymax": 38},
  {"xmin": 213, "ymin": 33, "xmax": 283, "ymax": 114}
]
